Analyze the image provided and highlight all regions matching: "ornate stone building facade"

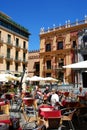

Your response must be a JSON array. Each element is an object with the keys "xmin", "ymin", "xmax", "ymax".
[
  {"xmin": 39, "ymin": 17, "xmax": 87, "ymax": 85},
  {"xmin": 0, "ymin": 12, "xmax": 30, "ymax": 75}
]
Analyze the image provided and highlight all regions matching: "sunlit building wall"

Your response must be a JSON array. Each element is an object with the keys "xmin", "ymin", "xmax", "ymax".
[
  {"xmin": 28, "ymin": 50, "xmax": 40, "ymax": 77},
  {"xmin": 39, "ymin": 17, "xmax": 87, "ymax": 84},
  {"xmin": 0, "ymin": 12, "xmax": 30, "ymax": 75}
]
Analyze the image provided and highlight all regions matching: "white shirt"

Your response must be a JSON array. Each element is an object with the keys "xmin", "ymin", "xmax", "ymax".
[{"xmin": 51, "ymin": 93, "xmax": 59, "ymax": 106}]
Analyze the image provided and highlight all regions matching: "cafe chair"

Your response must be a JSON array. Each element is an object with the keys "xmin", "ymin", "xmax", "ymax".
[
  {"xmin": 9, "ymin": 97, "xmax": 22, "ymax": 119},
  {"xmin": 22, "ymin": 119, "xmax": 46, "ymax": 130},
  {"xmin": 61, "ymin": 108, "xmax": 76, "ymax": 130},
  {"xmin": 47, "ymin": 117, "xmax": 61, "ymax": 129},
  {"xmin": 43, "ymin": 110, "xmax": 62, "ymax": 129},
  {"xmin": 23, "ymin": 98, "xmax": 37, "ymax": 122},
  {"xmin": 76, "ymin": 106, "xmax": 87, "ymax": 124},
  {"xmin": 0, "ymin": 122, "xmax": 9, "ymax": 130}
]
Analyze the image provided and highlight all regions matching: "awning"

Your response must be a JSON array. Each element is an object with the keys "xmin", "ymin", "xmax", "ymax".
[{"xmin": 63, "ymin": 60, "xmax": 87, "ymax": 70}]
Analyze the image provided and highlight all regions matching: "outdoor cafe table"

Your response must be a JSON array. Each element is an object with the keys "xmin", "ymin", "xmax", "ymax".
[
  {"xmin": 38, "ymin": 105, "xmax": 62, "ymax": 129},
  {"xmin": 62, "ymin": 100, "xmax": 80, "ymax": 108},
  {"xmin": 78, "ymin": 95, "xmax": 86, "ymax": 101},
  {"xmin": 23, "ymin": 97, "xmax": 35, "ymax": 102},
  {"xmin": 22, "ymin": 97, "xmax": 36, "ymax": 108},
  {"xmin": 39, "ymin": 108, "xmax": 62, "ymax": 119},
  {"xmin": 38, "ymin": 105, "xmax": 54, "ymax": 117},
  {"xmin": 77, "ymin": 95, "xmax": 87, "ymax": 105},
  {"xmin": 23, "ymin": 97, "xmax": 34, "ymax": 102}
]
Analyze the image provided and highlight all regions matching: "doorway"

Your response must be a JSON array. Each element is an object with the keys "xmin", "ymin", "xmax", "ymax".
[{"xmin": 82, "ymin": 72, "xmax": 87, "ymax": 88}]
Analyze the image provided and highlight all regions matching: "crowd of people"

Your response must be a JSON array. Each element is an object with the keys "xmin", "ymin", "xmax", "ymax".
[
  {"xmin": 23, "ymin": 84, "xmax": 87, "ymax": 109},
  {"xmin": 0, "ymin": 81, "xmax": 87, "ymax": 108},
  {"xmin": 0, "ymin": 81, "xmax": 87, "ymax": 130}
]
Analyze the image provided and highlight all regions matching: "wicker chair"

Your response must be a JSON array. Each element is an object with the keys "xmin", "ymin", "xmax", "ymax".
[
  {"xmin": 76, "ymin": 106, "xmax": 87, "ymax": 124},
  {"xmin": 23, "ymin": 98, "xmax": 37, "ymax": 122},
  {"xmin": 61, "ymin": 108, "xmax": 76, "ymax": 130},
  {"xmin": 41, "ymin": 110, "xmax": 62, "ymax": 129}
]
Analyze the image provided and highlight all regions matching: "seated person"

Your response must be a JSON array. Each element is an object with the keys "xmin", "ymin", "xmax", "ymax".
[
  {"xmin": 68, "ymin": 90, "xmax": 77, "ymax": 101},
  {"xmin": 24, "ymin": 86, "xmax": 32, "ymax": 97},
  {"xmin": 43, "ymin": 86, "xmax": 51, "ymax": 103},
  {"xmin": 8, "ymin": 84, "xmax": 16, "ymax": 94},
  {"xmin": 44, "ymin": 86, "xmax": 50, "ymax": 94},
  {"xmin": 33, "ymin": 85, "xmax": 43, "ymax": 109},
  {"xmin": 51, "ymin": 89, "xmax": 62, "ymax": 109},
  {"xmin": 34, "ymin": 85, "xmax": 43, "ymax": 98},
  {"xmin": 77, "ymin": 87, "xmax": 85, "ymax": 96}
]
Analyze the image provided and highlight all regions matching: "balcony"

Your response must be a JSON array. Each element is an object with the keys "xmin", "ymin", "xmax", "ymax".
[
  {"xmin": 5, "ymin": 55, "xmax": 13, "ymax": 61},
  {"xmin": 15, "ymin": 45, "xmax": 21, "ymax": 50},
  {"xmin": 40, "ymin": 18, "xmax": 87, "ymax": 34},
  {"xmin": 14, "ymin": 58, "xmax": 21, "ymax": 63},
  {"xmin": 43, "ymin": 66, "xmax": 52, "ymax": 73},
  {"xmin": 6, "ymin": 40, "xmax": 13, "ymax": 47},
  {"xmin": 22, "ymin": 59, "xmax": 28, "ymax": 64},
  {"xmin": 22, "ymin": 47, "xmax": 28, "ymax": 52}
]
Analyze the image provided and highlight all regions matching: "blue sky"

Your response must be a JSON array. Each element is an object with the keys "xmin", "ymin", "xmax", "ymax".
[{"xmin": 0, "ymin": 0, "xmax": 87, "ymax": 51}]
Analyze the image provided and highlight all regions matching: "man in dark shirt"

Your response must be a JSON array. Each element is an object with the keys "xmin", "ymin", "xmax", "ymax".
[
  {"xmin": 43, "ymin": 86, "xmax": 51, "ymax": 103},
  {"xmin": 44, "ymin": 86, "xmax": 50, "ymax": 94}
]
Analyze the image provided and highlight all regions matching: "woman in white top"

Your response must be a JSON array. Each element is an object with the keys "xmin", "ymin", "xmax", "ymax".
[{"xmin": 51, "ymin": 88, "xmax": 59, "ymax": 107}]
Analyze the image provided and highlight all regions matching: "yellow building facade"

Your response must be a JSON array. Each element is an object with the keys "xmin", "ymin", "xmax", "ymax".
[
  {"xmin": 39, "ymin": 19, "xmax": 87, "ymax": 84},
  {"xmin": 0, "ymin": 12, "xmax": 30, "ymax": 75}
]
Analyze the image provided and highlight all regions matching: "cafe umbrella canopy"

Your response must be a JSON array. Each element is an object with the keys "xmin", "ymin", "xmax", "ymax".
[
  {"xmin": 26, "ymin": 76, "xmax": 44, "ymax": 81},
  {"xmin": 43, "ymin": 77, "xmax": 58, "ymax": 82},
  {"xmin": 26, "ymin": 76, "xmax": 58, "ymax": 82},
  {"xmin": 63, "ymin": 60, "xmax": 87, "ymax": 70},
  {"xmin": 0, "ymin": 74, "xmax": 8, "ymax": 82},
  {"xmin": 63, "ymin": 60, "xmax": 87, "ymax": 87},
  {"xmin": 0, "ymin": 73, "xmax": 19, "ymax": 82}
]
